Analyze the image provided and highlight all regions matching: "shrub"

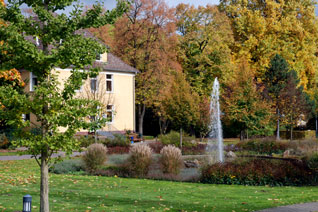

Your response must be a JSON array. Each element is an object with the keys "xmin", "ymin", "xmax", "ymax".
[
  {"xmin": 128, "ymin": 144, "xmax": 153, "ymax": 176},
  {"xmin": 77, "ymin": 135, "xmax": 95, "ymax": 148},
  {"xmin": 0, "ymin": 133, "xmax": 9, "ymax": 149},
  {"xmin": 160, "ymin": 145, "xmax": 183, "ymax": 174},
  {"xmin": 158, "ymin": 131, "xmax": 196, "ymax": 148},
  {"xmin": 102, "ymin": 133, "xmax": 130, "ymax": 147},
  {"xmin": 182, "ymin": 144, "xmax": 207, "ymax": 155},
  {"xmin": 201, "ymin": 158, "xmax": 317, "ymax": 186},
  {"xmin": 107, "ymin": 146, "xmax": 130, "ymax": 154},
  {"xmin": 236, "ymin": 139, "xmax": 288, "ymax": 155},
  {"xmin": 49, "ymin": 159, "xmax": 84, "ymax": 174},
  {"xmin": 148, "ymin": 142, "xmax": 164, "ymax": 153},
  {"xmin": 303, "ymin": 153, "xmax": 318, "ymax": 172},
  {"xmin": 82, "ymin": 143, "xmax": 108, "ymax": 173}
]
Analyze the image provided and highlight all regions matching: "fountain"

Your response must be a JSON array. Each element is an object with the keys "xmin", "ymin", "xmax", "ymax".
[{"xmin": 206, "ymin": 77, "xmax": 224, "ymax": 163}]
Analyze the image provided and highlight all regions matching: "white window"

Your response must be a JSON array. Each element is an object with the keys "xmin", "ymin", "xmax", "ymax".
[
  {"xmin": 106, "ymin": 105, "xmax": 114, "ymax": 123},
  {"xmin": 106, "ymin": 74, "xmax": 113, "ymax": 92},
  {"xmin": 30, "ymin": 72, "xmax": 38, "ymax": 91},
  {"xmin": 90, "ymin": 78, "xmax": 98, "ymax": 92}
]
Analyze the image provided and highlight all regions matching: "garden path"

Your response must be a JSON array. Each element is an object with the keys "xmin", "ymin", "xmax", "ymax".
[
  {"xmin": 257, "ymin": 202, "xmax": 318, "ymax": 212},
  {"xmin": 0, "ymin": 151, "xmax": 84, "ymax": 160}
]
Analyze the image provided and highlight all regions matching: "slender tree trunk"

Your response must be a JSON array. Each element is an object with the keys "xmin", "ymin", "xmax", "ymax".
[
  {"xmin": 40, "ymin": 150, "xmax": 49, "ymax": 212},
  {"xmin": 180, "ymin": 128, "xmax": 183, "ymax": 152},
  {"xmin": 290, "ymin": 126, "xmax": 293, "ymax": 141},
  {"xmin": 316, "ymin": 115, "xmax": 318, "ymax": 138},
  {"xmin": 138, "ymin": 104, "xmax": 146, "ymax": 136},
  {"xmin": 240, "ymin": 130, "xmax": 244, "ymax": 141},
  {"xmin": 276, "ymin": 108, "xmax": 280, "ymax": 140},
  {"xmin": 246, "ymin": 129, "xmax": 249, "ymax": 140}
]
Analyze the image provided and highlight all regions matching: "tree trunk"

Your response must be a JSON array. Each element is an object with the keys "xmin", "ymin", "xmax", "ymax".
[
  {"xmin": 240, "ymin": 130, "xmax": 244, "ymax": 141},
  {"xmin": 40, "ymin": 151, "xmax": 49, "ymax": 212},
  {"xmin": 276, "ymin": 108, "xmax": 280, "ymax": 140},
  {"xmin": 138, "ymin": 104, "xmax": 146, "ymax": 136},
  {"xmin": 246, "ymin": 129, "xmax": 249, "ymax": 140},
  {"xmin": 316, "ymin": 115, "xmax": 318, "ymax": 138},
  {"xmin": 180, "ymin": 128, "xmax": 183, "ymax": 152},
  {"xmin": 290, "ymin": 126, "xmax": 293, "ymax": 141}
]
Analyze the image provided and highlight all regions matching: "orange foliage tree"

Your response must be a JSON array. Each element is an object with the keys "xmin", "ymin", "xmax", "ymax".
[
  {"xmin": 107, "ymin": 0, "xmax": 180, "ymax": 135},
  {"xmin": 0, "ymin": 0, "xmax": 24, "ymax": 87}
]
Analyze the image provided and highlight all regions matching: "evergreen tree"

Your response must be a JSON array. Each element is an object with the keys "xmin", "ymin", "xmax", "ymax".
[{"xmin": 263, "ymin": 54, "xmax": 289, "ymax": 140}]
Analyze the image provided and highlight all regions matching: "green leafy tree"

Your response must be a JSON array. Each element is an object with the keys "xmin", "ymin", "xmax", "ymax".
[
  {"xmin": 263, "ymin": 54, "xmax": 290, "ymax": 140},
  {"xmin": 0, "ymin": 1, "xmax": 126, "ymax": 211},
  {"xmin": 176, "ymin": 3, "xmax": 234, "ymax": 97},
  {"xmin": 223, "ymin": 60, "xmax": 273, "ymax": 140},
  {"xmin": 160, "ymin": 70, "xmax": 200, "ymax": 149}
]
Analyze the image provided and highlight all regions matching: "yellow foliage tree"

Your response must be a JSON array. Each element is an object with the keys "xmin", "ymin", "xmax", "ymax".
[{"xmin": 220, "ymin": 0, "xmax": 318, "ymax": 93}]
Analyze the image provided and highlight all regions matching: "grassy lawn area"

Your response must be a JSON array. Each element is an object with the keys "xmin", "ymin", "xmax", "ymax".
[{"xmin": 1, "ymin": 159, "xmax": 318, "ymax": 211}]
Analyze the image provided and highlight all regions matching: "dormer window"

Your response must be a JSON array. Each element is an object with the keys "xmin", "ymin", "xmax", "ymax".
[{"xmin": 30, "ymin": 72, "xmax": 38, "ymax": 91}]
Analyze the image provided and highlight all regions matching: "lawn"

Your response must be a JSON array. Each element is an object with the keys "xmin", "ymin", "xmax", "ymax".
[{"xmin": 1, "ymin": 159, "xmax": 318, "ymax": 211}]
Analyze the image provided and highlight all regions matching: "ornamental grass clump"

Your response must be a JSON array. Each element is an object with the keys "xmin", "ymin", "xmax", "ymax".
[
  {"xmin": 160, "ymin": 145, "xmax": 183, "ymax": 174},
  {"xmin": 82, "ymin": 143, "xmax": 108, "ymax": 173},
  {"xmin": 128, "ymin": 144, "xmax": 153, "ymax": 176}
]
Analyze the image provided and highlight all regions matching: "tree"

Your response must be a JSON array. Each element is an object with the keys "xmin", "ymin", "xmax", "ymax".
[
  {"xmin": 159, "ymin": 70, "xmax": 200, "ymax": 149},
  {"xmin": 0, "ymin": 1, "xmax": 127, "ymax": 211},
  {"xmin": 278, "ymin": 70, "xmax": 310, "ymax": 140},
  {"xmin": 222, "ymin": 60, "xmax": 273, "ymax": 140},
  {"xmin": 263, "ymin": 54, "xmax": 290, "ymax": 140},
  {"xmin": 176, "ymin": 4, "xmax": 233, "ymax": 97},
  {"xmin": 219, "ymin": 0, "xmax": 318, "ymax": 94},
  {"xmin": 108, "ymin": 0, "xmax": 178, "ymax": 136}
]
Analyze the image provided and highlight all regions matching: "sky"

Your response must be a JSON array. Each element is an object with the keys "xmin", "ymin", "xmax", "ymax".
[{"xmin": 78, "ymin": 0, "xmax": 220, "ymax": 10}]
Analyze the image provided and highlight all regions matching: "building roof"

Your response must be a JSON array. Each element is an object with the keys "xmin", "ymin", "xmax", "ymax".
[{"xmin": 24, "ymin": 29, "xmax": 138, "ymax": 74}]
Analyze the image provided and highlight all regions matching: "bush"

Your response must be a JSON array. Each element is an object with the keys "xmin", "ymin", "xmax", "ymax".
[
  {"xmin": 128, "ymin": 144, "xmax": 153, "ymax": 176},
  {"xmin": 102, "ymin": 133, "xmax": 130, "ymax": 147},
  {"xmin": 0, "ymin": 133, "xmax": 10, "ymax": 149},
  {"xmin": 303, "ymin": 153, "xmax": 318, "ymax": 172},
  {"xmin": 160, "ymin": 145, "xmax": 183, "ymax": 174},
  {"xmin": 236, "ymin": 139, "xmax": 288, "ymax": 155},
  {"xmin": 158, "ymin": 131, "xmax": 196, "ymax": 148},
  {"xmin": 82, "ymin": 143, "xmax": 108, "ymax": 173},
  {"xmin": 201, "ymin": 158, "xmax": 317, "ymax": 186},
  {"xmin": 49, "ymin": 159, "xmax": 84, "ymax": 174},
  {"xmin": 107, "ymin": 146, "xmax": 130, "ymax": 154},
  {"xmin": 77, "ymin": 135, "xmax": 95, "ymax": 148},
  {"xmin": 182, "ymin": 144, "xmax": 207, "ymax": 155}
]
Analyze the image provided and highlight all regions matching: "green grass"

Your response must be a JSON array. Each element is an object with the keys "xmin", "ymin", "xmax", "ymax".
[{"xmin": 1, "ymin": 159, "xmax": 318, "ymax": 211}]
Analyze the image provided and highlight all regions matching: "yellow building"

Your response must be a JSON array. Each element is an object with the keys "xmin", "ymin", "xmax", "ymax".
[{"xmin": 20, "ymin": 31, "xmax": 137, "ymax": 135}]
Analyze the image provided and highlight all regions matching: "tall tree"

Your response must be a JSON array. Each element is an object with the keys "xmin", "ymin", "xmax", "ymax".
[
  {"xmin": 222, "ymin": 60, "xmax": 273, "ymax": 140},
  {"xmin": 109, "ymin": 0, "xmax": 179, "ymax": 135},
  {"xmin": 159, "ymin": 70, "xmax": 200, "ymax": 148},
  {"xmin": 278, "ymin": 70, "xmax": 310, "ymax": 140},
  {"xmin": 219, "ymin": 0, "xmax": 318, "ymax": 93},
  {"xmin": 176, "ymin": 3, "xmax": 233, "ymax": 97},
  {"xmin": 0, "ymin": 1, "xmax": 126, "ymax": 211},
  {"xmin": 263, "ymin": 54, "xmax": 290, "ymax": 140}
]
